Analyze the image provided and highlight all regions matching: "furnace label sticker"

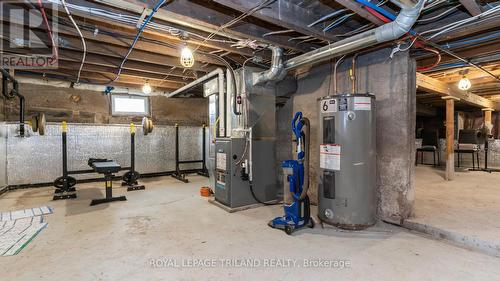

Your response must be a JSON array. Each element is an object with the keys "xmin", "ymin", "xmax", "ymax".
[
  {"xmin": 216, "ymin": 153, "xmax": 227, "ymax": 171},
  {"xmin": 353, "ymin": 97, "xmax": 371, "ymax": 111},
  {"xmin": 320, "ymin": 144, "xmax": 340, "ymax": 171},
  {"xmin": 320, "ymin": 98, "xmax": 337, "ymax": 113}
]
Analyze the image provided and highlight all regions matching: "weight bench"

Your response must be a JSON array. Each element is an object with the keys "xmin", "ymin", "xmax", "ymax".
[{"xmin": 88, "ymin": 159, "xmax": 127, "ymax": 206}]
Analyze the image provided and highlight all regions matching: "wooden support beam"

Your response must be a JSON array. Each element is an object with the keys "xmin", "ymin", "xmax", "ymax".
[
  {"xmin": 442, "ymin": 96, "xmax": 459, "ymax": 181},
  {"xmin": 459, "ymin": 0, "xmax": 482, "ymax": 16},
  {"xmin": 416, "ymin": 73, "xmax": 500, "ymax": 110},
  {"xmin": 483, "ymin": 108, "xmax": 494, "ymax": 126},
  {"xmin": 334, "ymin": 0, "xmax": 385, "ymax": 26},
  {"xmin": 212, "ymin": 0, "xmax": 336, "ymax": 42}
]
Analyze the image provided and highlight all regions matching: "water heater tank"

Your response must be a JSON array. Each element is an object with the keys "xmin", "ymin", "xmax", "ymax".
[{"xmin": 318, "ymin": 94, "xmax": 376, "ymax": 230}]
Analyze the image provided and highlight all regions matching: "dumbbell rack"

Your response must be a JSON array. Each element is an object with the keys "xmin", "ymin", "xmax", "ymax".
[
  {"xmin": 171, "ymin": 124, "xmax": 209, "ymax": 183},
  {"xmin": 53, "ymin": 122, "xmax": 145, "ymax": 201}
]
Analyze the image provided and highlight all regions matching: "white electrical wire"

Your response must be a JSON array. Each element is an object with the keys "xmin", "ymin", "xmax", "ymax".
[
  {"xmin": 60, "ymin": 0, "xmax": 86, "ymax": 84},
  {"xmin": 423, "ymin": 5, "xmax": 500, "ymax": 39},
  {"xmin": 417, "ymin": 4, "xmax": 461, "ymax": 23},
  {"xmin": 398, "ymin": 36, "xmax": 419, "ymax": 51},
  {"xmin": 47, "ymin": 0, "xmax": 238, "ymax": 45},
  {"xmin": 423, "ymin": 0, "xmax": 446, "ymax": 10},
  {"xmin": 193, "ymin": 0, "xmax": 276, "ymax": 52}
]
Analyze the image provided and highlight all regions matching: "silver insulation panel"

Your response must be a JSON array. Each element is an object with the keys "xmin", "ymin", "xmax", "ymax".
[
  {"xmin": 0, "ymin": 123, "xmax": 7, "ymax": 189},
  {"xmin": 6, "ymin": 123, "xmax": 203, "ymax": 185}
]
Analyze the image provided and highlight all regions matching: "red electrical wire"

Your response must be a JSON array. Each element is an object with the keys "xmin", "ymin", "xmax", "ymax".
[
  {"xmin": 37, "ymin": 0, "xmax": 58, "ymax": 64},
  {"xmin": 363, "ymin": 6, "xmax": 441, "ymax": 71},
  {"xmin": 365, "ymin": 7, "xmax": 391, "ymax": 23},
  {"xmin": 417, "ymin": 47, "xmax": 441, "ymax": 72}
]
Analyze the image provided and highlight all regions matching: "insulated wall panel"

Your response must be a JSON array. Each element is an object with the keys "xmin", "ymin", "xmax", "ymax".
[
  {"xmin": 7, "ymin": 123, "xmax": 203, "ymax": 185},
  {"xmin": 0, "ymin": 123, "xmax": 7, "ymax": 192}
]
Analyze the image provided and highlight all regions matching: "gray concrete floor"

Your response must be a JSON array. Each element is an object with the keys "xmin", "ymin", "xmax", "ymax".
[
  {"xmin": 408, "ymin": 166, "xmax": 500, "ymax": 257},
  {"xmin": 1, "ymin": 175, "xmax": 499, "ymax": 280}
]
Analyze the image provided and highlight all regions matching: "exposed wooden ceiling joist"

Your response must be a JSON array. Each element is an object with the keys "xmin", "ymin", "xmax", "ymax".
[
  {"xmin": 429, "ymin": 66, "xmax": 500, "ymax": 84},
  {"xmin": 23, "ymin": 69, "xmax": 180, "ymax": 90},
  {"xmin": 333, "ymin": 0, "xmax": 385, "ymax": 26},
  {"xmin": 459, "ymin": 0, "xmax": 482, "ymax": 16},
  {"xmin": 93, "ymin": 0, "xmax": 310, "ymax": 52},
  {"xmin": 429, "ymin": 14, "xmax": 500, "ymax": 42},
  {"xmin": 51, "ymin": 1, "xmax": 255, "ymax": 58},
  {"xmin": 58, "ymin": 49, "xmax": 204, "ymax": 79},
  {"xmin": 59, "ymin": 50, "xmax": 202, "ymax": 79},
  {"xmin": 57, "ymin": 60, "xmax": 191, "ymax": 84},
  {"xmin": 1, "ymin": 28, "xmax": 211, "ymax": 73},
  {"xmin": 1, "ymin": 10, "xmax": 224, "ymax": 67},
  {"xmin": 416, "ymin": 72, "xmax": 500, "ymax": 110},
  {"xmin": 211, "ymin": 0, "xmax": 335, "ymax": 42}
]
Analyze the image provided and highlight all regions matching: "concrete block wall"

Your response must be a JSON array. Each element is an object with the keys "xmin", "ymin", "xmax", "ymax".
[
  {"xmin": 277, "ymin": 48, "xmax": 416, "ymax": 223},
  {"xmin": 4, "ymin": 83, "xmax": 207, "ymax": 126}
]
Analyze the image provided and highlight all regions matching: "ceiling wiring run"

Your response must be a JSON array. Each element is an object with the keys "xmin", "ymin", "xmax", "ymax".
[
  {"xmin": 60, "ymin": 0, "xmax": 86, "ymax": 84},
  {"xmin": 111, "ymin": 0, "xmax": 168, "ymax": 83},
  {"xmin": 362, "ymin": 1, "xmax": 500, "ymax": 77},
  {"xmin": 36, "ymin": 0, "xmax": 58, "ymax": 63}
]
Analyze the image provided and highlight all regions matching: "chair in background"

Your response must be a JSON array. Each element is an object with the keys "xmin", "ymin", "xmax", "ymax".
[
  {"xmin": 416, "ymin": 129, "xmax": 440, "ymax": 166},
  {"xmin": 455, "ymin": 129, "xmax": 481, "ymax": 169}
]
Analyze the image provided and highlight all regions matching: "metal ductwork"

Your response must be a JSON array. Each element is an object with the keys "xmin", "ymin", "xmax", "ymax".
[
  {"xmin": 252, "ymin": 46, "xmax": 287, "ymax": 86},
  {"xmin": 166, "ymin": 68, "xmax": 227, "ymax": 135},
  {"xmin": 166, "ymin": 68, "xmax": 224, "ymax": 98},
  {"xmin": 284, "ymin": 0, "xmax": 426, "ymax": 71},
  {"xmin": 375, "ymin": 0, "xmax": 423, "ymax": 42}
]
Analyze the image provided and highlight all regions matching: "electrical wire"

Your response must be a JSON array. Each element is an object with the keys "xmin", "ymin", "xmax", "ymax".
[
  {"xmin": 417, "ymin": 4, "xmax": 461, "ymax": 23},
  {"xmin": 361, "ymin": 2, "xmax": 499, "ymax": 78},
  {"xmin": 36, "ymin": 0, "xmax": 58, "ymax": 63},
  {"xmin": 333, "ymin": 55, "xmax": 346, "ymax": 95},
  {"xmin": 308, "ymin": 9, "xmax": 348, "ymax": 27},
  {"xmin": 421, "ymin": 5, "xmax": 500, "ymax": 39},
  {"xmin": 193, "ymin": 0, "xmax": 277, "ymax": 53},
  {"xmin": 418, "ymin": 37, "xmax": 500, "ymax": 81},
  {"xmin": 49, "ymin": 0, "xmax": 238, "ymax": 48},
  {"xmin": 416, "ymin": 47, "xmax": 441, "ymax": 71},
  {"xmin": 60, "ymin": 0, "xmax": 86, "ymax": 84},
  {"xmin": 263, "ymin": 29, "xmax": 295, "ymax": 37},
  {"xmin": 354, "ymin": 0, "xmax": 395, "ymax": 20},
  {"xmin": 323, "ymin": 13, "xmax": 355, "ymax": 32},
  {"xmin": 335, "ymin": 24, "xmax": 375, "ymax": 37},
  {"xmin": 111, "ymin": 0, "xmax": 168, "ymax": 83}
]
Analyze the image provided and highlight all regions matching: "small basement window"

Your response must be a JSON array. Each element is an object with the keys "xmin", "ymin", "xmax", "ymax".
[{"xmin": 111, "ymin": 94, "xmax": 150, "ymax": 116}]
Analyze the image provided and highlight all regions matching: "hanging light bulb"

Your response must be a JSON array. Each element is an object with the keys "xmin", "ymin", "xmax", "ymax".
[
  {"xmin": 180, "ymin": 46, "xmax": 194, "ymax": 68},
  {"xmin": 142, "ymin": 81, "xmax": 152, "ymax": 95},
  {"xmin": 458, "ymin": 75, "xmax": 471, "ymax": 91}
]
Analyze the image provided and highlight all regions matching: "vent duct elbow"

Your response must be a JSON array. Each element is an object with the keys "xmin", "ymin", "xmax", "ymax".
[
  {"xmin": 375, "ymin": 0, "xmax": 426, "ymax": 42},
  {"xmin": 252, "ymin": 46, "xmax": 287, "ymax": 86}
]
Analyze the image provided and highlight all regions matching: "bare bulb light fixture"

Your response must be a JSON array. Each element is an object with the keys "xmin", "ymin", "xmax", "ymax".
[
  {"xmin": 180, "ymin": 46, "xmax": 194, "ymax": 68},
  {"xmin": 458, "ymin": 75, "xmax": 471, "ymax": 91},
  {"xmin": 142, "ymin": 81, "xmax": 152, "ymax": 95}
]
